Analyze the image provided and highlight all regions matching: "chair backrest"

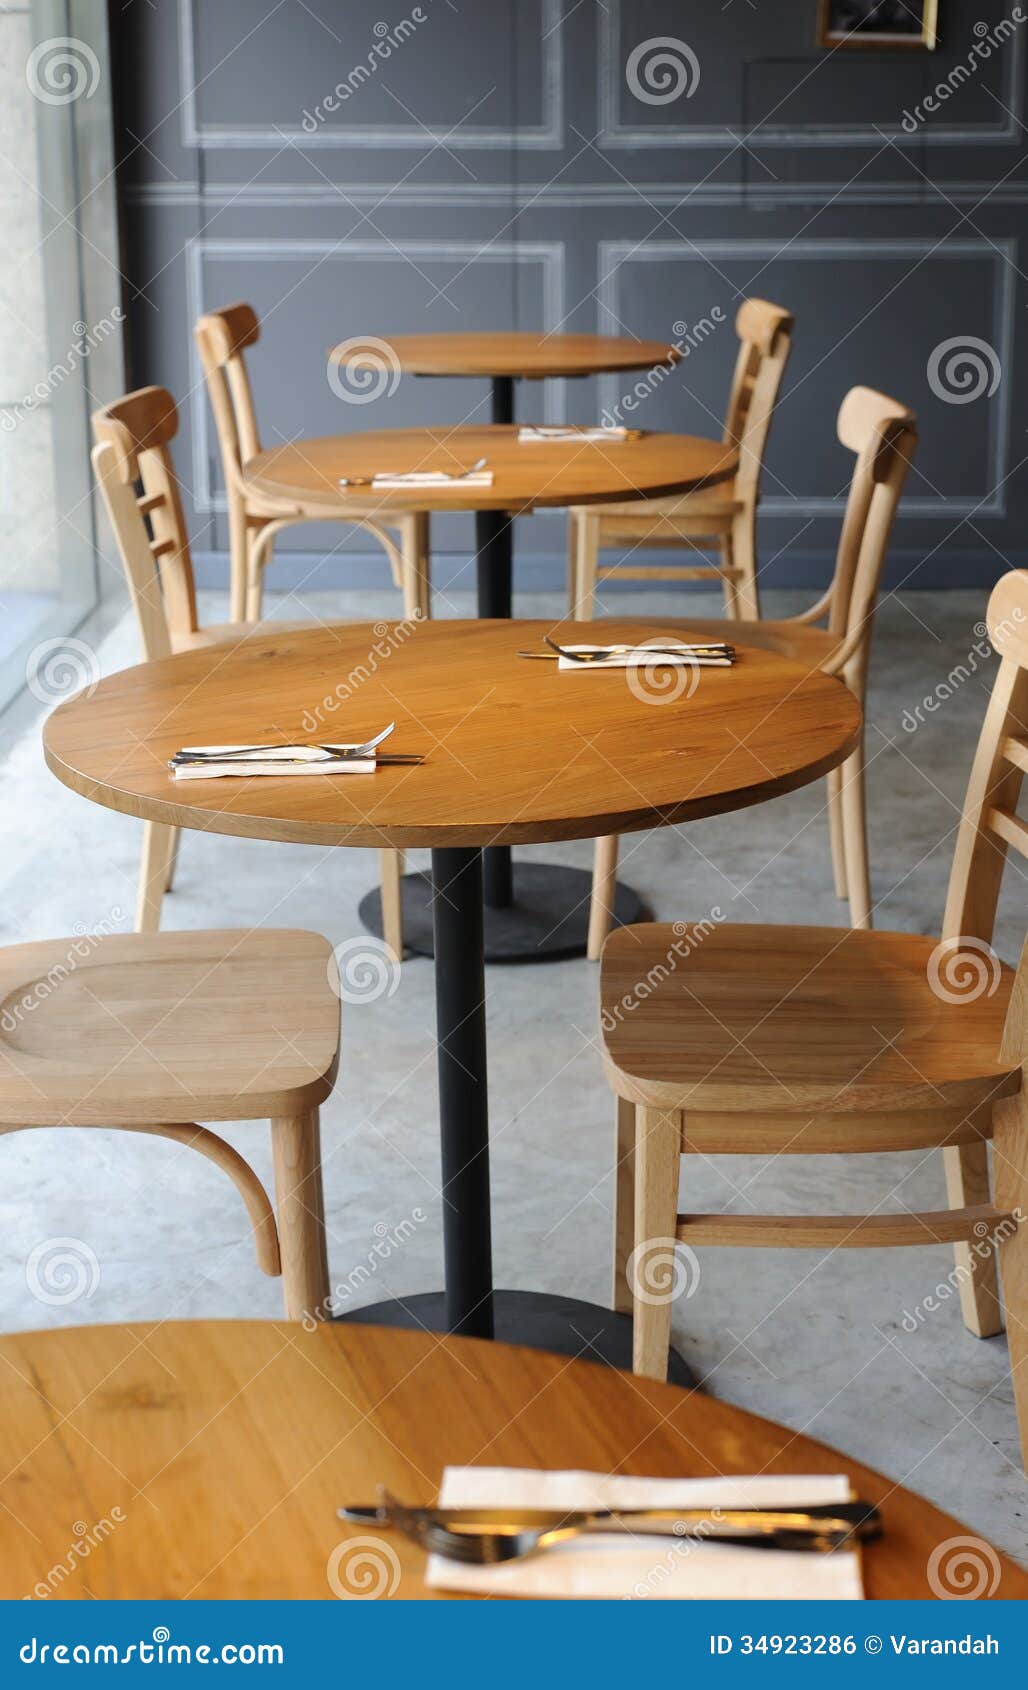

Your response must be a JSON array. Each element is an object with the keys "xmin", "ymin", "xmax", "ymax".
[
  {"xmin": 91, "ymin": 386, "xmax": 197, "ymax": 655},
  {"xmin": 944, "ymin": 569, "xmax": 1028, "ymax": 959},
  {"xmin": 722, "ymin": 298, "xmax": 795, "ymax": 501},
  {"xmin": 819, "ymin": 386, "xmax": 918, "ymax": 692},
  {"xmin": 194, "ymin": 303, "xmax": 263, "ymax": 496}
]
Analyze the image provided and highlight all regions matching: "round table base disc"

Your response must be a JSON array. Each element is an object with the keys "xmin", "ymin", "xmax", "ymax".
[
  {"xmin": 336, "ymin": 1288, "xmax": 696, "ymax": 1388},
  {"xmin": 358, "ymin": 865, "xmax": 646, "ymax": 963}
]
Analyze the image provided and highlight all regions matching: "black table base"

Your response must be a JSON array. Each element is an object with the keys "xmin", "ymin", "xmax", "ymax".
[
  {"xmin": 359, "ymin": 864, "xmax": 644, "ymax": 962},
  {"xmin": 337, "ymin": 1289, "xmax": 696, "ymax": 1388}
]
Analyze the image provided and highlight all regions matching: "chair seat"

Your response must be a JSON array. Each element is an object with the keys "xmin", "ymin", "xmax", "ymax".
[
  {"xmin": 572, "ymin": 488, "xmax": 741, "ymax": 523},
  {"xmin": 615, "ymin": 616, "xmax": 843, "ymax": 673},
  {"xmin": 0, "ymin": 929, "xmax": 340, "ymax": 1126},
  {"xmin": 171, "ymin": 619, "xmax": 312, "ymax": 653},
  {"xmin": 600, "ymin": 922, "xmax": 1018, "ymax": 1116}
]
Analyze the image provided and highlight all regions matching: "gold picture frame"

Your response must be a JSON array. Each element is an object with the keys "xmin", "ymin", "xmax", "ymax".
[{"xmin": 817, "ymin": 0, "xmax": 938, "ymax": 50}]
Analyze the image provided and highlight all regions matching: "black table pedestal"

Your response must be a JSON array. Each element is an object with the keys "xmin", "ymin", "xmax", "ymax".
[
  {"xmin": 345, "ymin": 847, "xmax": 695, "ymax": 1386},
  {"xmin": 358, "ymin": 369, "xmax": 645, "ymax": 962}
]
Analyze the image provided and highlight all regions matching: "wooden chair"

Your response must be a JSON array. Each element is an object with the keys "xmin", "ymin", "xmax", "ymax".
[
  {"xmin": 584, "ymin": 386, "xmax": 918, "ymax": 958},
  {"xmin": 568, "ymin": 298, "xmax": 795, "ymax": 627},
  {"xmin": 195, "ymin": 303, "xmax": 430, "ymax": 624},
  {"xmin": 92, "ymin": 385, "xmax": 406, "ymax": 956},
  {"xmin": 599, "ymin": 567, "xmax": 1028, "ymax": 1471},
  {"xmin": 0, "ymin": 927, "xmax": 339, "ymax": 1320}
]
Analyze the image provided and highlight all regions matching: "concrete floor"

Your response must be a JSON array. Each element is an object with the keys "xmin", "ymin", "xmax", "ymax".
[{"xmin": 0, "ymin": 581, "xmax": 1025, "ymax": 1565}]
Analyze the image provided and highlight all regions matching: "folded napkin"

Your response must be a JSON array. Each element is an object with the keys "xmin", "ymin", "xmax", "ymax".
[
  {"xmin": 169, "ymin": 744, "xmax": 376, "ymax": 780},
  {"xmin": 340, "ymin": 470, "xmax": 493, "ymax": 489},
  {"xmin": 426, "ymin": 1469, "xmax": 865, "ymax": 1600},
  {"xmin": 518, "ymin": 425, "xmax": 634, "ymax": 443},
  {"xmin": 557, "ymin": 644, "xmax": 732, "ymax": 671}
]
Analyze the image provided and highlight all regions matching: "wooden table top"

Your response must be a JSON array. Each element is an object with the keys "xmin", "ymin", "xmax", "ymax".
[
  {"xmin": 330, "ymin": 330, "xmax": 680, "ymax": 380},
  {"xmin": 2, "ymin": 1320, "xmax": 1022, "ymax": 1600},
  {"xmin": 244, "ymin": 425, "xmax": 736, "ymax": 513},
  {"xmin": 44, "ymin": 620, "xmax": 862, "ymax": 850}
]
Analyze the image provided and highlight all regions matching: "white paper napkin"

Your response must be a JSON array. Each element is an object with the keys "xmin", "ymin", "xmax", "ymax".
[
  {"xmin": 425, "ymin": 1468, "xmax": 865, "ymax": 1600},
  {"xmin": 556, "ymin": 644, "xmax": 731, "ymax": 671},
  {"xmin": 518, "ymin": 425, "xmax": 634, "ymax": 443}
]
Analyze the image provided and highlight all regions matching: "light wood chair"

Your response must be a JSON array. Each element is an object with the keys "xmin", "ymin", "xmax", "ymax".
[
  {"xmin": 600, "ymin": 567, "xmax": 1028, "ymax": 1471},
  {"xmin": 92, "ymin": 385, "xmax": 406, "ymax": 956},
  {"xmin": 568, "ymin": 298, "xmax": 795, "ymax": 627},
  {"xmin": 0, "ymin": 927, "xmax": 339, "ymax": 1320},
  {"xmin": 194, "ymin": 303, "xmax": 430, "ymax": 624},
  {"xmin": 584, "ymin": 386, "xmax": 918, "ymax": 958}
]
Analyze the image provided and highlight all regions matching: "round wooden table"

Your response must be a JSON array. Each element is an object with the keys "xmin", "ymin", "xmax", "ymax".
[
  {"xmin": 246, "ymin": 425, "xmax": 738, "ymax": 962},
  {"xmin": 45, "ymin": 619, "xmax": 861, "ymax": 1363},
  {"xmin": 2, "ymin": 1320, "xmax": 1023, "ymax": 1599}
]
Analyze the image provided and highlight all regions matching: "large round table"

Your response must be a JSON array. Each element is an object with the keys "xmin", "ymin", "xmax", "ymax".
[
  {"xmin": 44, "ymin": 619, "xmax": 861, "ymax": 1367},
  {"xmin": 246, "ymin": 423, "xmax": 738, "ymax": 962},
  {"xmin": 2, "ymin": 1320, "xmax": 1023, "ymax": 1599}
]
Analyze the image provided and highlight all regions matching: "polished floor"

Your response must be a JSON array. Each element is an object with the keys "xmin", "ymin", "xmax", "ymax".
[{"xmin": 0, "ymin": 582, "xmax": 1024, "ymax": 1563}]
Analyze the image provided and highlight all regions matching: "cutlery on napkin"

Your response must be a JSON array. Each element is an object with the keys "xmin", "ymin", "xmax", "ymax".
[
  {"xmin": 517, "ymin": 425, "xmax": 639, "ymax": 443},
  {"xmin": 421, "ymin": 1468, "xmax": 867, "ymax": 1600},
  {"xmin": 167, "ymin": 724, "xmax": 419, "ymax": 779},
  {"xmin": 521, "ymin": 635, "xmax": 735, "ymax": 671},
  {"xmin": 340, "ymin": 459, "xmax": 491, "ymax": 489}
]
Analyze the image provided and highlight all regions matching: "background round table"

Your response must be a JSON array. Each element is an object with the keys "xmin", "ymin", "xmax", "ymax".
[
  {"xmin": 2, "ymin": 1320, "xmax": 1023, "ymax": 1600},
  {"xmin": 45, "ymin": 619, "xmax": 861, "ymax": 1366},
  {"xmin": 245, "ymin": 426, "xmax": 739, "ymax": 962}
]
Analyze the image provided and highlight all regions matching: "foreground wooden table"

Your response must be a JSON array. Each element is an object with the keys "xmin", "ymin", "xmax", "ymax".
[
  {"xmin": 247, "ymin": 421, "xmax": 735, "ymax": 961},
  {"xmin": 2, "ymin": 1321, "xmax": 1023, "ymax": 1600},
  {"xmin": 44, "ymin": 619, "xmax": 861, "ymax": 1364}
]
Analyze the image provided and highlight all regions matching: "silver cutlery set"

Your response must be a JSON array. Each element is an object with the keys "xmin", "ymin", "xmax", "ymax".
[{"xmin": 338, "ymin": 1493, "xmax": 882, "ymax": 1566}]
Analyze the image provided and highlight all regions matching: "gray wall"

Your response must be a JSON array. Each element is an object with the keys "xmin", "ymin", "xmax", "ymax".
[{"xmin": 113, "ymin": 0, "xmax": 1028, "ymax": 594}]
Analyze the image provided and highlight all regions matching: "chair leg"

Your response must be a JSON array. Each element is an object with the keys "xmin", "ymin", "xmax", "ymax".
[
  {"xmin": 839, "ymin": 742, "xmax": 872, "ymax": 930},
  {"xmin": 136, "ymin": 821, "xmax": 174, "ymax": 932},
  {"xmin": 572, "ymin": 511, "xmax": 600, "ymax": 620},
  {"xmin": 728, "ymin": 509, "xmax": 760, "ymax": 622},
  {"xmin": 944, "ymin": 1141, "xmax": 1004, "ymax": 1338},
  {"xmin": 163, "ymin": 826, "xmax": 182, "ymax": 894},
  {"xmin": 271, "ymin": 1108, "xmax": 330, "ymax": 1321},
  {"xmin": 588, "ymin": 835, "xmax": 620, "ymax": 962},
  {"xmin": 612, "ymin": 1096, "xmax": 636, "ymax": 1315},
  {"xmin": 719, "ymin": 535, "xmax": 741, "ymax": 620},
  {"xmin": 826, "ymin": 768, "xmax": 848, "ymax": 900},
  {"xmin": 412, "ymin": 511, "xmax": 431, "ymax": 619},
  {"xmin": 245, "ymin": 524, "xmax": 272, "ymax": 621},
  {"xmin": 993, "ymin": 1089, "xmax": 1028, "ymax": 1467},
  {"xmin": 379, "ymin": 847, "xmax": 404, "ymax": 962},
  {"xmin": 632, "ymin": 1107, "xmax": 683, "ymax": 1380},
  {"xmin": 228, "ymin": 490, "xmax": 249, "ymax": 624}
]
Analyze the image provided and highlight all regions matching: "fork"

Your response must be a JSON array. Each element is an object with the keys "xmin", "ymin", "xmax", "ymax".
[
  {"xmin": 338, "ymin": 1496, "xmax": 881, "ymax": 1565},
  {"xmin": 173, "ymin": 724, "xmax": 396, "ymax": 762}
]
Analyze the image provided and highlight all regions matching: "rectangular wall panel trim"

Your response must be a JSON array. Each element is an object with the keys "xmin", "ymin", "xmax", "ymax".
[
  {"xmin": 178, "ymin": 0, "xmax": 565, "ymax": 149},
  {"xmin": 185, "ymin": 237, "xmax": 567, "ymax": 512},
  {"xmin": 598, "ymin": 0, "xmax": 1025, "ymax": 146},
  {"xmin": 597, "ymin": 237, "xmax": 1015, "ymax": 517}
]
